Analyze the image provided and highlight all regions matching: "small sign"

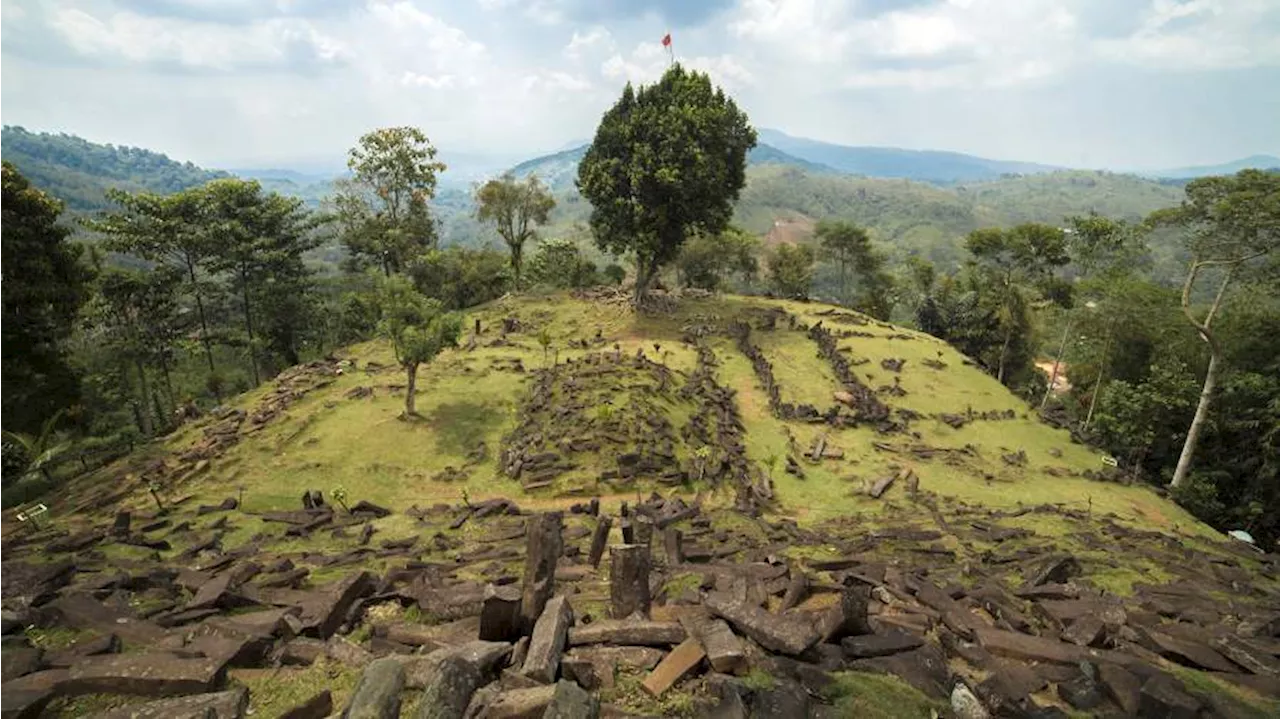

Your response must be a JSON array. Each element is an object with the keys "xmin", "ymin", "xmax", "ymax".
[
  {"xmin": 16, "ymin": 503, "xmax": 48, "ymax": 522},
  {"xmin": 1101, "ymin": 456, "xmax": 1119, "ymax": 468}
]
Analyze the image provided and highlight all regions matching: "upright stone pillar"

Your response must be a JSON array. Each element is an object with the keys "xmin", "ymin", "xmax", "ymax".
[
  {"xmin": 520, "ymin": 512, "xmax": 564, "ymax": 632},
  {"xmin": 609, "ymin": 544, "xmax": 651, "ymax": 619}
]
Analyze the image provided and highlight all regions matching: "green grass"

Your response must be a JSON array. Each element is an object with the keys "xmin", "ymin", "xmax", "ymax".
[
  {"xmin": 229, "ymin": 658, "xmax": 363, "ymax": 719},
  {"xmin": 1166, "ymin": 665, "xmax": 1280, "ymax": 719},
  {"xmin": 51, "ymin": 292, "xmax": 1227, "ymax": 555},
  {"xmin": 824, "ymin": 671, "xmax": 945, "ymax": 718}
]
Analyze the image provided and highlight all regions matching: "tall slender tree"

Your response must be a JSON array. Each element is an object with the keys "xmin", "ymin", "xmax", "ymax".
[
  {"xmin": 815, "ymin": 220, "xmax": 871, "ymax": 302},
  {"xmin": 475, "ymin": 173, "xmax": 556, "ymax": 288},
  {"xmin": 1147, "ymin": 169, "xmax": 1280, "ymax": 489},
  {"xmin": 201, "ymin": 179, "xmax": 316, "ymax": 385}
]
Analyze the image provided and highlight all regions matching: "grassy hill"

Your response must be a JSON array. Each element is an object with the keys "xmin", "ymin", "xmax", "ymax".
[
  {"xmin": 1, "ymin": 126, "xmax": 228, "ymax": 211},
  {"xmin": 7, "ymin": 292, "xmax": 1277, "ymax": 718}
]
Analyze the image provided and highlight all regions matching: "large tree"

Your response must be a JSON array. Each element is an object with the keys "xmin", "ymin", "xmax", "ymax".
[
  {"xmin": 377, "ymin": 275, "xmax": 462, "ymax": 417},
  {"xmin": 201, "ymin": 179, "xmax": 317, "ymax": 385},
  {"xmin": 475, "ymin": 173, "xmax": 556, "ymax": 287},
  {"xmin": 88, "ymin": 188, "xmax": 219, "ymax": 376},
  {"xmin": 815, "ymin": 220, "xmax": 870, "ymax": 302},
  {"xmin": 335, "ymin": 127, "xmax": 447, "ymax": 276},
  {"xmin": 768, "ymin": 244, "xmax": 815, "ymax": 299},
  {"xmin": 965, "ymin": 223, "xmax": 1069, "ymax": 383},
  {"xmin": 677, "ymin": 226, "xmax": 760, "ymax": 291},
  {"xmin": 577, "ymin": 64, "xmax": 756, "ymax": 304},
  {"xmin": 1147, "ymin": 169, "xmax": 1280, "ymax": 489},
  {"xmin": 2, "ymin": 161, "xmax": 93, "ymax": 434},
  {"xmin": 88, "ymin": 267, "xmax": 183, "ymax": 436}
]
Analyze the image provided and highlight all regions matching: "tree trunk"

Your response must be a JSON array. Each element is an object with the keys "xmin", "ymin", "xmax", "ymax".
[
  {"xmin": 404, "ymin": 363, "xmax": 418, "ymax": 417},
  {"xmin": 997, "ymin": 325, "xmax": 1013, "ymax": 384},
  {"xmin": 135, "ymin": 359, "xmax": 154, "ymax": 437},
  {"xmin": 186, "ymin": 259, "xmax": 218, "ymax": 388},
  {"xmin": 1169, "ymin": 263, "xmax": 1236, "ymax": 490},
  {"xmin": 240, "ymin": 267, "xmax": 260, "ymax": 386},
  {"xmin": 839, "ymin": 257, "xmax": 847, "ymax": 304},
  {"xmin": 1170, "ymin": 350, "xmax": 1218, "ymax": 489},
  {"xmin": 512, "ymin": 243, "xmax": 523, "ymax": 290},
  {"xmin": 1083, "ymin": 325, "xmax": 1113, "ymax": 431}
]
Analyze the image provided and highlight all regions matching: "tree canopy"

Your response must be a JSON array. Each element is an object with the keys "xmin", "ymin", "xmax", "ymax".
[
  {"xmin": 335, "ymin": 127, "xmax": 447, "ymax": 276},
  {"xmin": 475, "ymin": 173, "xmax": 556, "ymax": 287},
  {"xmin": 2, "ymin": 161, "xmax": 93, "ymax": 434},
  {"xmin": 577, "ymin": 64, "xmax": 757, "ymax": 304}
]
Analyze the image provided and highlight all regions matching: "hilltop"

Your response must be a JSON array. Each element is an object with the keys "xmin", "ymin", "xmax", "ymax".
[
  {"xmin": 5, "ymin": 293, "xmax": 1277, "ymax": 718},
  {"xmin": 0, "ymin": 126, "xmax": 229, "ymax": 211}
]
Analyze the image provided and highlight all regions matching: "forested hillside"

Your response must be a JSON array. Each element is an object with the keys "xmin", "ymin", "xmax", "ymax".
[{"xmin": 1, "ymin": 126, "xmax": 228, "ymax": 211}]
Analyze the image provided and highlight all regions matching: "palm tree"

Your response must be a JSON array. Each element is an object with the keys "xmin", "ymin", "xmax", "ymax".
[{"xmin": 2, "ymin": 411, "xmax": 70, "ymax": 488}]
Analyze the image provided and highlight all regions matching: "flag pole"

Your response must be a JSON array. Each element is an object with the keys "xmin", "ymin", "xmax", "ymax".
[{"xmin": 665, "ymin": 30, "xmax": 674, "ymax": 65}]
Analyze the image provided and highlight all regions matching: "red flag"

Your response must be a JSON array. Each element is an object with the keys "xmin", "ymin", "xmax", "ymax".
[{"xmin": 662, "ymin": 33, "xmax": 671, "ymax": 47}]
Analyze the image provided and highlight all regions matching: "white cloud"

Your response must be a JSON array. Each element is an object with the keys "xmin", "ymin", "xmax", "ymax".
[
  {"xmin": 400, "ymin": 71, "xmax": 455, "ymax": 88},
  {"xmin": 564, "ymin": 27, "xmax": 614, "ymax": 60},
  {"xmin": 1095, "ymin": 0, "xmax": 1280, "ymax": 70},
  {"xmin": 49, "ymin": 6, "xmax": 346, "ymax": 70},
  {"xmin": 522, "ymin": 71, "xmax": 592, "ymax": 92}
]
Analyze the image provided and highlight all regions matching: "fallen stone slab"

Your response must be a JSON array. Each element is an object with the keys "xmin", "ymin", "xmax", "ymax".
[
  {"xmin": 1097, "ymin": 663, "xmax": 1142, "ymax": 716},
  {"xmin": 299, "ymin": 570, "xmax": 375, "ymax": 638},
  {"xmin": 974, "ymin": 627, "xmax": 1088, "ymax": 665},
  {"xmin": 278, "ymin": 637, "xmax": 327, "ymax": 666},
  {"xmin": 47, "ymin": 594, "xmax": 169, "ymax": 646},
  {"xmin": 343, "ymin": 657, "xmax": 405, "ymax": 719},
  {"xmin": 1140, "ymin": 628, "xmax": 1238, "ymax": 673},
  {"xmin": 83, "ymin": 687, "xmax": 248, "ymax": 719},
  {"xmin": 705, "ymin": 592, "xmax": 820, "ymax": 656},
  {"xmin": 1060, "ymin": 614, "xmax": 1106, "ymax": 647},
  {"xmin": 0, "ymin": 668, "xmax": 69, "ymax": 718},
  {"xmin": 45, "ymin": 634, "xmax": 121, "ymax": 669},
  {"xmin": 277, "ymin": 689, "xmax": 332, "ymax": 719},
  {"xmin": 561, "ymin": 646, "xmax": 664, "ymax": 691},
  {"xmin": 2, "ymin": 647, "xmax": 43, "ymax": 683},
  {"xmin": 677, "ymin": 612, "xmax": 745, "ymax": 674},
  {"xmin": 400, "ymin": 641, "xmax": 511, "ymax": 718},
  {"xmin": 567, "ymin": 619, "xmax": 685, "ymax": 647},
  {"xmin": 1029, "ymin": 555, "xmax": 1081, "ymax": 586},
  {"xmin": 841, "ymin": 629, "xmax": 925, "ymax": 659},
  {"xmin": 521, "ymin": 595, "xmax": 573, "ymax": 684},
  {"xmin": 326, "ymin": 636, "xmax": 375, "ymax": 667},
  {"xmin": 1211, "ymin": 634, "xmax": 1280, "ymax": 676},
  {"xmin": 1014, "ymin": 583, "xmax": 1080, "ymax": 600},
  {"xmin": 542, "ymin": 679, "xmax": 599, "ymax": 719},
  {"xmin": 642, "ymin": 637, "xmax": 705, "ymax": 697},
  {"xmin": 65, "ymin": 653, "xmax": 228, "ymax": 697},
  {"xmin": 849, "ymin": 643, "xmax": 950, "ymax": 699},
  {"xmin": 1138, "ymin": 674, "xmax": 1201, "ymax": 718},
  {"xmin": 479, "ymin": 684, "xmax": 556, "ymax": 719}
]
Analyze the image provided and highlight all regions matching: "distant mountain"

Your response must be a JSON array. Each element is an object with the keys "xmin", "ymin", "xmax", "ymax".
[
  {"xmin": 2, "ymin": 126, "xmax": 228, "ymax": 211},
  {"xmin": 507, "ymin": 142, "xmax": 836, "ymax": 190},
  {"xmin": 1143, "ymin": 154, "xmax": 1280, "ymax": 179},
  {"xmin": 756, "ymin": 128, "xmax": 1063, "ymax": 184}
]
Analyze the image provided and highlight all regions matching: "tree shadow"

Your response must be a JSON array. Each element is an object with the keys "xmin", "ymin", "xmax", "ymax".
[{"xmin": 428, "ymin": 400, "xmax": 505, "ymax": 456}]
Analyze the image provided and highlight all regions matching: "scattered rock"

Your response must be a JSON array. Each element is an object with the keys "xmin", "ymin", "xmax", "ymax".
[
  {"xmin": 642, "ymin": 637, "xmax": 705, "ymax": 697},
  {"xmin": 521, "ymin": 596, "xmax": 573, "ymax": 684},
  {"xmin": 342, "ymin": 657, "xmax": 405, "ymax": 719}
]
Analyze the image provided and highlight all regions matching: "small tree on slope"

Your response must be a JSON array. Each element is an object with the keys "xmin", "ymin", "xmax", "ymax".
[
  {"xmin": 577, "ymin": 64, "xmax": 756, "ymax": 306},
  {"xmin": 377, "ymin": 276, "xmax": 462, "ymax": 417},
  {"xmin": 475, "ymin": 173, "xmax": 556, "ymax": 288}
]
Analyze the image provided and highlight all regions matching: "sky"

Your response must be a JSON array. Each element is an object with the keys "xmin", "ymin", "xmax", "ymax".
[{"xmin": 2, "ymin": 0, "xmax": 1278, "ymax": 172}]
